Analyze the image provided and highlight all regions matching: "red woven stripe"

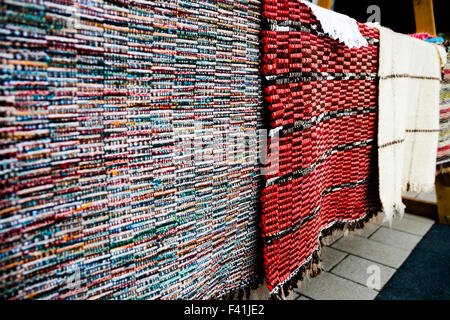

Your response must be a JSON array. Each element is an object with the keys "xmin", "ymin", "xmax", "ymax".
[
  {"xmin": 264, "ymin": 113, "xmax": 376, "ymax": 179},
  {"xmin": 262, "ymin": 31, "xmax": 379, "ymax": 75},
  {"xmin": 262, "ymin": 144, "xmax": 375, "ymax": 233},
  {"xmin": 264, "ymin": 80, "xmax": 378, "ymax": 126}
]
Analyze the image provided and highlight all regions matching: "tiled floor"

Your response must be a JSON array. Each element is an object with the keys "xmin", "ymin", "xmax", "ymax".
[
  {"xmin": 294, "ymin": 212, "xmax": 435, "ymax": 300},
  {"xmin": 402, "ymin": 187, "xmax": 437, "ymax": 203}
]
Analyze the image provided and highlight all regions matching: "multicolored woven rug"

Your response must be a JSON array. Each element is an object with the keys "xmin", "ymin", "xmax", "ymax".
[
  {"xmin": 260, "ymin": 0, "xmax": 380, "ymax": 298},
  {"xmin": 438, "ymin": 46, "xmax": 450, "ymax": 169},
  {"xmin": 0, "ymin": 0, "xmax": 263, "ymax": 299}
]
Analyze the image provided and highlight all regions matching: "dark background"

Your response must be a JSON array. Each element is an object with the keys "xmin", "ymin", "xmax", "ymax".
[{"xmin": 331, "ymin": 0, "xmax": 449, "ymax": 35}]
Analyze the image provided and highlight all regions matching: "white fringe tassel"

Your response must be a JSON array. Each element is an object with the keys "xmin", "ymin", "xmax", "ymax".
[{"xmin": 381, "ymin": 202, "xmax": 405, "ymax": 227}]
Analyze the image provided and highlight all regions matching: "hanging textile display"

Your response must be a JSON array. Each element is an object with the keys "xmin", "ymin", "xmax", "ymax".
[
  {"xmin": 372, "ymin": 25, "xmax": 442, "ymax": 223},
  {"xmin": 408, "ymin": 34, "xmax": 449, "ymax": 171},
  {"xmin": 0, "ymin": 0, "xmax": 263, "ymax": 299},
  {"xmin": 260, "ymin": 0, "xmax": 380, "ymax": 298},
  {"xmin": 437, "ymin": 46, "xmax": 450, "ymax": 170}
]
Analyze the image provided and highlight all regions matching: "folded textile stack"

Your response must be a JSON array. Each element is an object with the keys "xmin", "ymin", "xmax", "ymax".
[
  {"xmin": 0, "ymin": 0, "xmax": 263, "ymax": 299},
  {"xmin": 260, "ymin": 0, "xmax": 380, "ymax": 298}
]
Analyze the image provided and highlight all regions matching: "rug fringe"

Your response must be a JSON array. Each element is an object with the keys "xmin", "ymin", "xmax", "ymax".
[
  {"xmin": 220, "ymin": 208, "xmax": 380, "ymax": 300},
  {"xmin": 219, "ymin": 275, "xmax": 264, "ymax": 300},
  {"xmin": 267, "ymin": 207, "xmax": 379, "ymax": 300},
  {"xmin": 381, "ymin": 202, "xmax": 405, "ymax": 226}
]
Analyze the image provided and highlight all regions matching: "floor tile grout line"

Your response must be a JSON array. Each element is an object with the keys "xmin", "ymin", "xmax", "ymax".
[
  {"xmin": 413, "ymin": 193, "xmax": 437, "ymax": 202},
  {"xmin": 297, "ymin": 215, "xmax": 435, "ymax": 300},
  {"xmin": 333, "ymin": 249, "xmax": 407, "ymax": 269},
  {"xmin": 297, "ymin": 271, "xmax": 378, "ymax": 300},
  {"xmin": 380, "ymin": 213, "xmax": 435, "ymax": 224},
  {"xmin": 394, "ymin": 215, "xmax": 434, "ymax": 223},
  {"xmin": 363, "ymin": 230, "xmax": 423, "ymax": 251},
  {"xmin": 373, "ymin": 223, "xmax": 434, "ymax": 237},
  {"xmin": 299, "ymin": 239, "xmax": 421, "ymax": 299},
  {"xmin": 331, "ymin": 217, "xmax": 432, "ymax": 242},
  {"xmin": 367, "ymin": 225, "xmax": 382, "ymax": 238},
  {"xmin": 330, "ymin": 236, "xmax": 413, "ymax": 255},
  {"xmin": 403, "ymin": 213, "xmax": 436, "ymax": 223},
  {"xmin": 368, "ymin": 225, "xmax": 423, "ymax": 239},
  {"xmin": 299, "ymin": 293, "xmax": 314, "ymax": 300},
  {"xmin": 327, "ymin": 245, "xmax": 408, "ymax": 269},
  {"xmin": 327, "ymin": 253, "xmax": 395, "ymax": 291},
  {"xmin": 359, "ymin": 224, "xmax": 382, "ymax": 239},
  {"xmin": 326, "ymin": 253, "xmax": 348, "ymax": 273},
  {"xmin": 328, "ymin": 235, "xmax": 344, "ymax": 246},
  {"xmin": 327, "ymin": 268, "xmax": 382, "ymax": 294},
  {"xmin": 366, "ymin": 226, "xmax": 381, "ymax": 239},
  {"xmin": 383, "ymin": 215, "xmax": 435, "ymax": 223}
]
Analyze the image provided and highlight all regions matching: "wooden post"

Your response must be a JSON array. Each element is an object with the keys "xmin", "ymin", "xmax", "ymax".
[
  {"xmin": 317, "ymin": 0, "xmax": 333, "ymax": 10},
  {"xmin": 413, "ymin": 0, "xmax": 437, "ymax": 35}
]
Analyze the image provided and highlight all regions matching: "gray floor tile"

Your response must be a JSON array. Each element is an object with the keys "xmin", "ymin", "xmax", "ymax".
[
  {"xmin": 402, "ymin": 191, "xmax": 418, "ymax": 199},
  {"xmin": 415, "ymin": 190, "xmax": 437, "ymax": 203},
  {"xmin": 331, "ymin": 255, "xmax": 396, "ymax": 291},
  {"xmin": 369, "ymin": 227, "xmax": 422, "ymax": 251},
  {"xmin": 377, "ymin": 215, "xmax": 434, "ymax": 236},
  {"xmin": 403, "ymin": 212, "xmax": 435, "ymax": 223},
  {"xmin": 331, "ymin": 236, "xmax": 410, "ymax": 268},
  {"xmin": 357, "ymin": 222, "xmax": 381, "ymax": 238},
  {"xmin": 296, "ymin": 295, "xmax": 311, "ymax": 300},
  {"xmin": 321, "ymin": 246, "xmax": 347, "ymax": 271},
  {"xmin": 295, "ymin": 271, "xmax": 377, "ymax": 300}
]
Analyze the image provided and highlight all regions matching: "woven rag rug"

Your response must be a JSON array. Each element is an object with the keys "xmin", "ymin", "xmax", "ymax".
[
  {"xmin": 409, "ymin": 34, "xmax": 449, "ymax": 171},
  {"xmin": 260, "ymin": 0, "xmax": 380, "ymax": 298},
  {"xmin": 406, "ymin": 34, "xmax": 449, "ymax": 173},
  {"xmin": 0, "ymin": 0, "xmax": 263, "ymax": 299},
  {"xmin": 437, "ymin": 46, "xmax": 450, "ymax": 170},
  {"xmin": 372, "ymin": 25, "xmax": 442, "ymax": 223}
]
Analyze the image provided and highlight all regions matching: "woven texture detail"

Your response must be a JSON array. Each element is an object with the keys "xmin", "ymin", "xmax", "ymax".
[
  {"xmin": 261, "ymin": 0, "xmax": 380, "ymax": 297},
  {"xmin": 438, "ymin": 48, "xmax": 450, "ymax": 167},
  {"xmin": 0, "ymin": 0, "xmax": 263, "ymax": 299}
]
